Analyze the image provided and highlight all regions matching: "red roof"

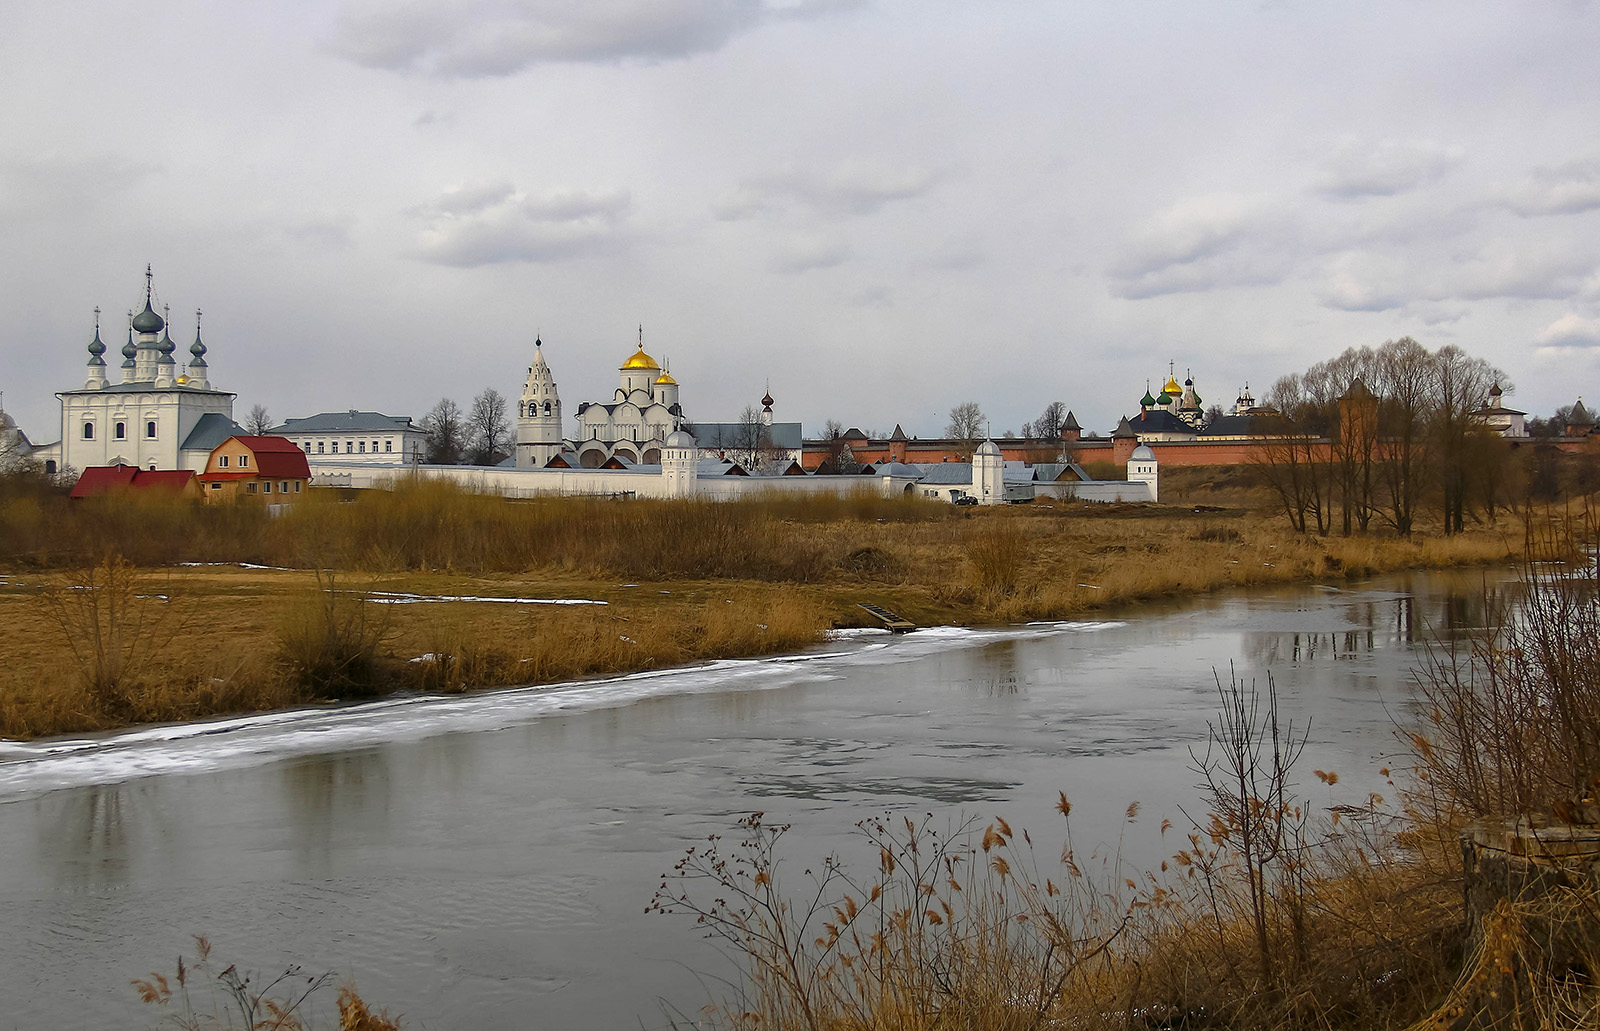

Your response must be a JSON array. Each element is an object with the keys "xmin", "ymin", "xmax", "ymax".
[
  {"xmin": 71, "ymin": 465, "xmax": 196, "ymax": 498},
  {"xmin": 210, "ymin": 436, "xmax": 311, "ymax": 479}
]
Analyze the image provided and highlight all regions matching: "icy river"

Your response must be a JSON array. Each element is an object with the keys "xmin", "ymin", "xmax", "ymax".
[{"xmin": 0, "ymin": 569, "xmax": 1504, "ymax": 1029}]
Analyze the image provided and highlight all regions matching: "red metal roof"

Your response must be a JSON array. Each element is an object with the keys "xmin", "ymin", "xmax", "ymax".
[
  {"xmin": 71, "ymin": 465, "xmax": 196, "ymax": 498},
  {"xmin": 213, "ymin": 436, "xmax": 312, "ymax": 479}
]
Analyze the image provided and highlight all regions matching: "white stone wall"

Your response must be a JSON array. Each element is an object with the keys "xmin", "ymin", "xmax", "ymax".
[{"xmin": 307, "ymin": 460, "xmax": 918, "ymax": 500}]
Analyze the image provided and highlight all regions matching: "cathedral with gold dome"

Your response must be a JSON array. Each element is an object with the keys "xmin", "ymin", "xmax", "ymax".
[{"xmin": 515, "ymin": 330, "xmax": 688, "ymax": 468}]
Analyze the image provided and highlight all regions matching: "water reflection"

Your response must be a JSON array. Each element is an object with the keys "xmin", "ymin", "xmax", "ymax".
[
  {"xmin": 40, "ymin": 783, "xmax": 138, "ymax": 890},
  {"xmin": 280, "ymin": 750, "xmax": 394, "ymax": 873}
]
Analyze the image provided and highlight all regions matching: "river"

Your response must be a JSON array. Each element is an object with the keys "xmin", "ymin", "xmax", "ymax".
[{"xmin": 0, "ymin": 569, "xmax": 1504, "ymax": 1029}]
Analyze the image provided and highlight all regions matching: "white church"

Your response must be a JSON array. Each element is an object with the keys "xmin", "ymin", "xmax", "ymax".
[{"xmin": 35, "ymin": 267, "xmax": 242, "ymax": 476}]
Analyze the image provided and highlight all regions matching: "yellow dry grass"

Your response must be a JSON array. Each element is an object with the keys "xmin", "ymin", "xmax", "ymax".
[{"xmin": 0, "ymin": 484, "xmax": 1525, "ymax": 739}]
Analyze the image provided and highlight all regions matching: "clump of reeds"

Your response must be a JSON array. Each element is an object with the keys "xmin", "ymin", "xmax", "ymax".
[
  {"xmin": 967, "ymin": 517, "xmax": 1028, "ymax": 599},
  {"xmin": 277, "ymin": 568, "xmax": 394, "ymax": 694},
  {"xmin": 650, "ymin": 806, "xmax": 1136, "ymax": 1031},
  {"xmin": 133, "ymin": 934, "xmax": 398, "ymax": 1030}
]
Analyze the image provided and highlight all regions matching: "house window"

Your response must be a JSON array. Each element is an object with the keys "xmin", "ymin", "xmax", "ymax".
[
  {"xmin": 219, "ymin": 455, "xmax": 229, "ymax": 468},
  {"xmin": 246, "ymin": 482, "xmax": 257, "ymax": 494},
  {"xmin": 146, "ymin": 421, "xmax": 157, "ymax": 438},
  {"xmin": 82, "ymin": 422, "xmax": 94, "ymax": 439},
  {"xmin": 330, "ymin": 441, "xmax": 338, "ymax": 454},
  {"xmin": 358, "ymin": 441, "xmax": 366, "ymax": 453},
  {"xmin": 293, "ymin": 481, "xmax": 302, "ymax": 493},
  {"xmin": 371, "ymin": 440, "xmax": 378, "ymax": 452},
  {"xmin": 239, "ymin": 455, "xmax": 249, "ymax": 468},
  {"xmin": 115, "ymin": 422, "xmax": 126, "ymax": 439},
  {"xmin": 385, "ymin": 440, "xmax": 392, "ymax": 452},
  {"xmin": 262, "ymin": 481, "xmax": 272, "ymax": 494},
  {"xmin": 345, "ymin": 441, "xmax": 353, "ymax": 453},
  {"xmin": 280, "ymin": 481, "xmax": 289, "ymax": 493},
  {"xmin": 210, "ymin": 483, "xmax": 221, "ymax": 491},
  {"xmin": 318, "ymin": 441, "xmax": 325, "ymax": 454}
]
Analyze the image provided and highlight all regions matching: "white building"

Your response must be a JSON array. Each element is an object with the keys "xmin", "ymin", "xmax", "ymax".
[
  {"xmin": 42, "ymin": 269, "xmax": 240, "ymax": 475},
  {"xmin": 568, "ymin": 332, "xmax": 687, "ymax": 467},
  {"xmin": 1480, "ymin": 383, "xmax": 1528, "ymax": 438},
  {"xmin": 515, "ymin": 338, "xmax": 565, "ymax": 468},
  {"xmin": 273, "ymin": 411, "xmax": 426, "ymax": 464}
]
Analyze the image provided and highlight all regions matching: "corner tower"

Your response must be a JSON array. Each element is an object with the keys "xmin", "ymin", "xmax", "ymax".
[{"xmin": 517, "ymin": 337, "xmax": 564, "ymax": 468}]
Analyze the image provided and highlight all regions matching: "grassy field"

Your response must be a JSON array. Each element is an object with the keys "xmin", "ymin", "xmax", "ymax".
[{"xmin": 0, "ymin": 476, "xmax": 1523, "ymax": 739}]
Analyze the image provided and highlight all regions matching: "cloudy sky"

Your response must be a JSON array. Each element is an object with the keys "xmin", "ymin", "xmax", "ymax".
[{"xmin": 5, "ymin": 0, "xmax": 1600, "ymax": 441}]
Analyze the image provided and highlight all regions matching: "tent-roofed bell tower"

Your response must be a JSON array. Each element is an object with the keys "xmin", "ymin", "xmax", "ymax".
[{"xmin": 517, "ymin": 336, "xmax": 564, "ymax": 468}]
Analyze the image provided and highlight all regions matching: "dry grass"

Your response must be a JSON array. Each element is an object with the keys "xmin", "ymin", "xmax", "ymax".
[{"xmin": 0, "ymin": 485, "xmax": 1528, "ymax": 740}]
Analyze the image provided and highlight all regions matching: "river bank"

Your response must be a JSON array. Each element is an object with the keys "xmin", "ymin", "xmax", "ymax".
[
  {"xmin": 0, "ymin": 487, "xmax": 1520, "ymax": 739},
  {"xmin": 0, "ymin": 569, "xmax": 1484, "ymax": 1029}
]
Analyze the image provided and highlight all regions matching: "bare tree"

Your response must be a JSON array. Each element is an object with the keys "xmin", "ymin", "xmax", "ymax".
[
  {"xmin": 1432, "ymin": 345, "xmax": 1505, "ymax": 534},
  {"xmin": 1252, "ymin": 374, "xmax": 1333, "ymax": 535},
  {"xmin": 423, "ymin": 398, "xmax": 466, "ymax": 465},
  {"xmin": 466, "ymin": 388, "xmax": 512, "ymax": 466},
  {"xmin": 945, "ymin": 402, "xmax": 985, "ymax": 454},
  {"xmin": 1371, "ymin": 337, "xmax": 1434, "ymax": 536},
  {"xmin": 725, "ymin": 404, "xmax": 785, "ymax": 470},
  {"xmin": 246, "ymin": 404, "xmax": 273, "ymax": 436},
  {"xmin": 1032, "ymin": 401, "xmax": 1067, "ymax": 440}
]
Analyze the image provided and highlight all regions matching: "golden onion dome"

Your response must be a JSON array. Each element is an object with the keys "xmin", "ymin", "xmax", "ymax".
[
  {"xmin": 1164, "ymin": 376, "xmax": 1182, "ymax": 395},
  {"xmin": 655, "ymin": 370, "xmax": 677, "ymax": 385},
  {"xmin": 175, "ymin": 374, "xmax": 190, "ymax": 385},
  {"xmin": 621, "ymin": 348, "xmax": 660, "ymax": 371}
]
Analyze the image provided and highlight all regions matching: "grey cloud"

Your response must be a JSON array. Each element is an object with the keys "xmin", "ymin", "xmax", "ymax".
[
  {"xmin": 284, "ymin": 214, "xmax": 358, "ymax": 249},
  {"xmin": 716, "ymin": 161, "xmax": 940, "ymax": 220},
  {"xmin": 769, "ymin": 233, "xmax": 850, "ymax": 273},
  {"xmin": 524, "ymin": 189, "xmax": 632, "ymax": 221},
  {"xmin": 1315, "ymin": 139, "xmax": 1463, "ymax": 200},
  {"xmin": 419, "ymin": 180, "xmax": 517, "ymax": 217},
  {"xmin": 1317, "ymin": 254, "xmax": 1410, "ymax": 312},
  {"xmin": 0, "ymin": 154, "xmax": 158, "ymax": 222},
  {"xmin": 1449, "ymin": 242, "xmax": 1597, "ymax": 302},
  {"xmin": 332, "ymin": 0, "xmax": 861, "ymax": 77},
  {"xmin": 412, "ymin": 183, "xmax": 631, "ymax": 267},
  {"xmin": 1535, "ymin": 313, "xmax": 1600, "ymax": 352},
  {"xmin": 1316, "ymin": 242, "xmax": 1599, "ymax": 313},
  {"xmin": 1107, "ymin": 195, "xmax": 1293, "ymax": 299},
  {"xmin": 1503, "ymin": 161, "xmax": 1600, "ymax": 216}
]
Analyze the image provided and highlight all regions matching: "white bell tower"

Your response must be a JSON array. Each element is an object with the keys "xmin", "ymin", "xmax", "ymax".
[{"xmin": 516, "ymin": 337, "xmax": 564, "ymax": 469}]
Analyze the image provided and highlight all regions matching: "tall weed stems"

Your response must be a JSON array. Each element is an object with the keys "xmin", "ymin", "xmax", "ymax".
[
  {"xmin": 132, "ymin": 934, "xmax": 397, "ymax": 1030},
  {"xmin": 650, "ymin": 807, "xmax": 1134, "ymax": 1031},
  {"xmin": 1410, "ymin": 508, "xmax": 1600, "ymax": 822},
  {"xmin": 42, "ymin": 554, "xmax": 187, "ymax": 717},
  {"xmin": 276, "ymin": 568, "xmax": 394, "ymax": 694}
]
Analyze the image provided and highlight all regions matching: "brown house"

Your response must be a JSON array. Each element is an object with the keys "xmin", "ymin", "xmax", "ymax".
[{"xmin": 197, "ymin": 436, "xmax": 312, "ymax": 502}]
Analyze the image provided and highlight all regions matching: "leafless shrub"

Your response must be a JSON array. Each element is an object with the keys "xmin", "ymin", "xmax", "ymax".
[
  {"xmin": 1410, "ymin": 512, "xmax": 1600, "ymax": 822},
  {"xmin": 42, "ymin": 554, "xmax": 185, "ymax": 716},
  {"xmin": 277, "ymin": 568, "xmax": 394, "ymax": 694}
]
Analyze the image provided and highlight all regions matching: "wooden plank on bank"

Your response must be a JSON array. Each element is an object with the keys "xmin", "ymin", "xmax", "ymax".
[{"xmin": 858, "ymin": 602, "xmax": 916, "ymax": 633}]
